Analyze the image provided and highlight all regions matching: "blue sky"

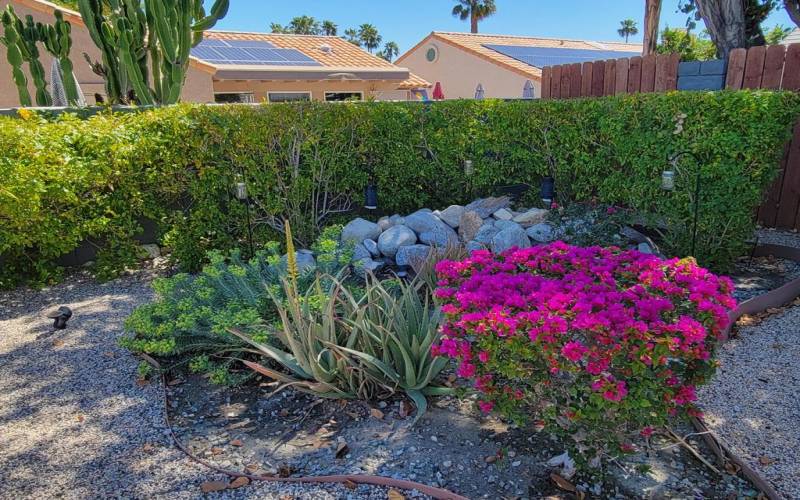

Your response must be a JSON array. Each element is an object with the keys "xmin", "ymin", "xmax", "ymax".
[{"xmin": 207, "ymin": 1, "xmax": 794, "ymax": 53}]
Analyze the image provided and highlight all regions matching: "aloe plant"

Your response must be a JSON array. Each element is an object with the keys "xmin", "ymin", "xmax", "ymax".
[{"xmin": 233, "ymin": 273, "xmax": 451, "ymax": 423}]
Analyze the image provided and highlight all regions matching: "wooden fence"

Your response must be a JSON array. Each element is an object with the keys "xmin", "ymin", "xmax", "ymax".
[{"xmin": 540, "ymin": 44, "xmax": 800, "ymax": 230}]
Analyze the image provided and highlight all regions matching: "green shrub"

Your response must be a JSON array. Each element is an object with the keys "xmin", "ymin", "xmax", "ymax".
[
  {"xmin": 2, "ymin": 92, "xmax": 798, "ymax": 285},
  {"xmin": 121, "ymin": 229, "xmax": 352, "ymax": 381}
]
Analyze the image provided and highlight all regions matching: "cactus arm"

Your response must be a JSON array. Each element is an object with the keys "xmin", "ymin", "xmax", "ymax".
[
  {"xmin": 116, "ymin": 17, "xmax": 153, "ymax": 105},
  {"xmin": 21, "ymin": 15, "xmax": 50, "ymax": 106},
  {"xmin": 1, "ymin": 9, "xmax": 32, "ymax": 106}
]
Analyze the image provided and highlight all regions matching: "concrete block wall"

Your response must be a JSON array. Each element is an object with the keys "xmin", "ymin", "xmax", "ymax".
[{"xmin": 677, "ymin": 59, "xmax": 727, "ymax": 91}]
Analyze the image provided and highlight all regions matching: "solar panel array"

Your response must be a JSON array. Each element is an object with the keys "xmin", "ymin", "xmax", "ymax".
[
  {"xmin": 192, "ymin": 39, "xmax": 322, "ymax": 66},
  {"xmin": 483, "ymin": 44, "xmax": 640, "ymax": 69}
]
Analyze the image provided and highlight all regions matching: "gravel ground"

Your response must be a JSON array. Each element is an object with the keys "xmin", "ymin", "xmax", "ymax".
[
  {"xmin": 698, "ymin": 228, "xmax": 800, "ymax": 499},
  {"xmin": 699, "ymin": 306, "xmax": 800, "ymax": 499},
  {"xmin": 0, "ymin": 264, "xmax": 402, "ymax": 500}
]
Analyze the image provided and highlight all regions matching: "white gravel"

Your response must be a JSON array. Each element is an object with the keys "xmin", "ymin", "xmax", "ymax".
[
  {"xmin": 0, "ymin": 266, "xmax": 400, "ymax": 499},
  {"xmin": 698, "ymin": 303, "xmax": 800, "ymax": 499}
]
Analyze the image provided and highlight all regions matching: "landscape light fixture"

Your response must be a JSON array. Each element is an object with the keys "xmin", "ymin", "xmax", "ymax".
[
  {"xmin": 234, "ymin": 172, "xmax": 255, "ymax": 256},
  {"xmin": 46, "ymin": 306, "xmax": 72, "ymax": 330},
  {"xmin": 664, "ymin": 151, "xmax": 703, "ymax": 257},
  {"xmin": 464, "ymin": 159, "xmax": 474, "ymax": 176},
  {"xmin": 540, "ymin": 176, "xmax": 555, "ymax": 206},
  {"xmin": 365, "ymin": 182, "xmax": 378, "ymax": 210}
]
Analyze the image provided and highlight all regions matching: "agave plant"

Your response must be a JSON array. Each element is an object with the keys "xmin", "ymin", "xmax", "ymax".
[{"xmin": 232, "ymin": 273, "xmax": 451, "ymax": 422}]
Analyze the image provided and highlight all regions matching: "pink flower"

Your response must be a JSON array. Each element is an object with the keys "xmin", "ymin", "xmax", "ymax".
[
  {"xmin": 640, "ymin": 426, "xmax": 654, "ymax": 438},
  {"xmin": 561, "ymin": 341, "xmax": 588, "ymax": 362},
  {"xmin": 478, "ymin": 351, "xmax": 490, "ymax": 363},
  {"xmin": 477, "ymin": 400, "xmax": 494, "ymax": 413}
]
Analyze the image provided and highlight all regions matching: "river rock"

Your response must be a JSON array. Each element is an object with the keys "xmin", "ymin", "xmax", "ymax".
[
  {"xmin": 458, "ymin": 210, "xmax": 484, "ymax": 242},
  {"xmin": 377, "ymin": 216, "xmax": 393, "ymax": 232},
  {"xmin": 491, "ymin": 225, "xmax": 530, "ymax": 253},
  {"xmin": 280, "ymin": 250, "xmax": 317, "ymax": 273},
  {"xmin": 377, "ymin": 225, "xmax": 417, "ymax": 257},
  {"xmin": 492, "ymin": 208, "xmax": 514, "ymax": 221},
  {"xmin": 474, "ymin": 223, "xmax": 501, "ymax": 245},
  {"xmin": 342, "ymin": 218, "xmax": 381, "ymax": 243},
  {"xmin": 439, "ymin": 205, "xmax": 465, "ymax": 228},
  {"xmin": 513, "ymin": 208, "xmax": 549, "ymax": 227},
  {"xmin": 353, "ymin": 243, "xmax": 372, "ymax": 262},
  {"xmin": 363, "ymin": 239, "xmax": 379, "ymax": 257},
  {"xmin": 466, "ymin": 241, "xmax": 486, "ymax": 253},
  {"xmin": 465, "ymin": 196, "xmax": 512, "ymax": 218},
  {"xmin": 396, "ymin": 244, "xmax": 432, "ymax": 268},
  {"xmin": 526, "ymin": 223, "xmax": 555, "ymax": 243},
  {"xmin": 405, "ymin": 210, "xmax": 458, "ymax": 247}
]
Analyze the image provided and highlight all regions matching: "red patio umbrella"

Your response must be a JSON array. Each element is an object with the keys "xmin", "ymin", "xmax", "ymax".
[{"xmin": 432, "ymin": 81, "xmax": 445, "ymax": 100}]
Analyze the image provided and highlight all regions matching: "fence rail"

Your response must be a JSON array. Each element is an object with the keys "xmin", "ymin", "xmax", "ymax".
[{"xmin": 541, "ymin": 43, "xmax": 800, "ymax": 231}]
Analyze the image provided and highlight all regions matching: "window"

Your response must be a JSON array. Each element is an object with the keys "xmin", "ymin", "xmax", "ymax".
[
  {"xmin": 214, "ymin": 92, "xmax": 255, "ymax": 104},
  {"xmin": 426, "ymin": 46, "xmax": 439, "ymax": 62},
  {"xmin": 324, "ymin": 92, "xmax": 363, "ymax": 102},
  {"xmin": 268, "ymin": 92, "xmax": 311, "ymax": 103}
]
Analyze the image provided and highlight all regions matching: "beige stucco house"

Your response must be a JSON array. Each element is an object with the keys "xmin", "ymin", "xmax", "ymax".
[
  {"xmin": 0, "ymin": 0, "xmax": 429, "ymax": 107},
  {"xmin": 396, "ymin": 32, "xmax": 641, "ymax": 99}
]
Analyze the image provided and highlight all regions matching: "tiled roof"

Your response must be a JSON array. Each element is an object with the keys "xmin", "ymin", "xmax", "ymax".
[
  {"xmin": 203, "ymin": 31, "xmax": 430, "ymax": 88},
  {"xmin": 397, "ymin": 31, "xmax": 643, "ymax": 79}
]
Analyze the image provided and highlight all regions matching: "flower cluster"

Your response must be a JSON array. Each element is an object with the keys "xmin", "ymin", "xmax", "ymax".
[{"xmin": 434, "ymin": 242, "xmax": 736, "ymax": 466}]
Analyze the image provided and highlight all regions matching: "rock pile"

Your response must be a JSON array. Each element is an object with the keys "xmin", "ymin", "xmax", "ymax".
[{"xmin": 341, "ymin": 196, "xmax": 553, "ymax": 274}]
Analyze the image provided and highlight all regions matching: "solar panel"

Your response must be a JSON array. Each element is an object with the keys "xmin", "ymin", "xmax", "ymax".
[
  {"xmin": 483, "ymin": 44, "xmax": 640, "ymax": 68},
  {"xmin": 191, "ymin": 40, "xmax": 321, "ymax": 66}
]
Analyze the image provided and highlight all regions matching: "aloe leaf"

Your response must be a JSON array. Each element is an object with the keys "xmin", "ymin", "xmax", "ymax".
[{"xmin": 405, "ymin": 389, "xmax": 428, "ymax": 426}]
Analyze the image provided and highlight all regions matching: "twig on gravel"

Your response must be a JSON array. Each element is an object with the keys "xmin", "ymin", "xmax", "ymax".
[{"xmin": 665, "ymin": 427, "xmax": 721, "ymax": 475}]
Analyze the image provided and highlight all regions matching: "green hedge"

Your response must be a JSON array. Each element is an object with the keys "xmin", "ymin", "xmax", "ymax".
[{"xmin": 1, "ymin": 91, "xmax": 798, "ymax": 286}]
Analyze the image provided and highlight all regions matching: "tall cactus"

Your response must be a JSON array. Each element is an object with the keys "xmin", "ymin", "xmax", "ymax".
[
  {"xmin": 0, "ymin": 6, "xmax": 51, "ymax": 106},
  {"xmin": 0, "ymin": 7, "xmax": 31, "ymax": 106},
  {"xmin": 77, "ymin": 0, "xmax": 229, "ymax": 105},
  {"xmin": 38, "ymin": 11, "xmax": 81, "ymax": 106}
]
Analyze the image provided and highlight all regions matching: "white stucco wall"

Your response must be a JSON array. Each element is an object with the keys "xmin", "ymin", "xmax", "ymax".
[{"xmin": 397, "ymin": 37, "xmax": 540, "ymax": 99}]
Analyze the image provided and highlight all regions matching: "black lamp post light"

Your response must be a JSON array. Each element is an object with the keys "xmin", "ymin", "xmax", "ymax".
[
  {"xmin": 662, "ymin": 150, "xmax": 703, "ymax": 257},
  {"xmin": 364, "ymin": 181, "xmax": 378, "ymax": 210},
  {"xmin": 540, "ymin": 176, "xmax": 556, "ymax": 207}
]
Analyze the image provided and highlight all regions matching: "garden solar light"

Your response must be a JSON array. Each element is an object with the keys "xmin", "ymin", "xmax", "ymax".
[
  {"xmin": 46, "ymin": 306, "xmax": 72, "ymax": 330},
  {"xmin": 464, "ymin": 159, "xmax": 474, "ymax": 176},
  {"xmin": 540, "ymin": 176, "xmax": 555, "ymax": 205},
  {"xmin": 234, "ymin": 175, "xmax": 248, "ymax": 201},
  {"xmin": 661, "ymin": 169, "xmax": 675, "ymax": 191},
  {"xmin": 365, "ymin": 182, "xmax": 378, "ymax": 210}
]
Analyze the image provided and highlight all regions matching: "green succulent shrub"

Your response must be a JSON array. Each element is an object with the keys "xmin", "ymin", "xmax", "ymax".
[
  {"xmin": 2, "ymin": 91, "xmax": 799, "ymax": 287},
  {"xmin": 121, "ymin": 228, "xmax": 353, "ymax": 383}
]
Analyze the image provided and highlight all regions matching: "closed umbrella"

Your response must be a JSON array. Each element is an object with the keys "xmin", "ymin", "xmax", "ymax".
[
  {"xmin": 474, "ymin": 83, "xmax": 485, "ymax": 100},
  {"xmin": 522, "ymin": 80, "xmax": 535, "ymax": 99},
  {"xmin": 432, "ymin": 81, "xmax": 445, "ymax": 100}
]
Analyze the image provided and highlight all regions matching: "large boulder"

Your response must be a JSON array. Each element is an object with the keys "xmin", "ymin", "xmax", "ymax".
[
  {"xmin": 405, "ymin": 210, "xmax": 458, "ymax": 247},
  {"xmin": 396, "ymin": 244, "xmax": 432, "ymax": 268},
  {"xmin": 474, "ymin": 223, "xmax": 501, "ymax": 245},
  {"xmin": 342, "ymin": 218, "xmax": 381, "ymax": 244},
  {"xmin": 526, "ymin": 223, "xmax": 555, "ymax": 243},
  {"xmin": 280, "ymin": 250, "xmax": 317, "ymax": 274},
  {"xmin": 439, "ymin": 205, "xmax": 465, "ymax": 228},
  {"xmin": 513, "ymin": 208, "xmax": 549, "ymax": 227},
  {"xmin": 352, "ymin": 242, "xmax": 372, "ymax": 262},
  {"xmin": 377, "ymin": 225, "xmax": 417, "ymax": 258},
  {"xmin": 466, "ymin": 241, "xmax": 486, "ymax": 253},
  {"xmin": 492, "ymin": 208, "xmax": 514, "ymax": 221},
  {"xmin": 491, "ymin": 224, "xmax": 531, "ymax": 253},
  {"xmin": 458, "ymin": 210, "xmax": 484, "ymax": 242},
  {"xmin": 465, "ymin": 196, "xmax": 511, "ymax": 218}
]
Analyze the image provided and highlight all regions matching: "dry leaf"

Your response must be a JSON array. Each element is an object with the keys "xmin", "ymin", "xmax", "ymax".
[
  {"xmin": 136, "ymin": 378, "xmax": 149, "ymax": 387},
  {"xmin": 335, "ymin": 441, "xmax": 349, "ymax": 459},
  {"xmin": 75, "ymin": 415, "xmax": 84, "ymax": 423},
  {"xmin": 167, "ymin": 378, "xmax": 183, "ymax": 386},
  {"xmin": 759, "ymin": 456, "xmax": 774, "ymax": 465},
  {"xmin": 278, "ymin": 464, "xmax": 294, "ymax": 477},
  {"xmin": 399, "ymin": 400, "xmax": 412, "ymax": 418},
  {"xmin": 52, "ymin": 339, "xmax": 65, "ymax": 347},
  {"xmin": 230, "ymin": 439, "xmax": 243, "ymax": 447},
  {"xmin": 388, "ymin": 489, "xmax": 405, "ymax": 500},
  {"xmin": 369, "ymin": 408, "xmax": 384, "ymax": 419},
  {"xmin": 244, "ymin": 464, "xmax": 259, "ymax": 474},
  {"xmin": 485, "ymin": 455, "xmax": 497, "ymax": 464},
  {"xmin": 279, "ymin": 409, "xmax": 290, "ymax": 418},
  {"xmin": 210, "ymin": 447, "xmax": 224, "ymax": 455},
  {"xmin": 550, "ymin": 473, "xmax": 576, "ymax": 492},
  {"xmin": 227, "ymin": 477, "xmax": 250, "ymax": 489},
  {"xmin": 200, "ymin": 481, "xmax": 227, "ymax": 493},
  {"xmin": 343, "ymin": 480, "xmax": 357, "ymax": 490},
  {"xmin": 142, "ymin": 443, "xmax": 155, "ymax": 453},
  {"xmin": 103, "ymin": 351, "xmax": 115, "ymax": 358}
]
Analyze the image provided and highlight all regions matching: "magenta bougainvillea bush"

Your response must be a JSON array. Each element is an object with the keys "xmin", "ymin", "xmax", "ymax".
[{"xmin": 433, "ymin": 242, "xmax": 736, "ymax": 467}]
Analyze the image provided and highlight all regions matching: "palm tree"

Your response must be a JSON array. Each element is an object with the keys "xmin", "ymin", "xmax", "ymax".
[
  {"xmin": 377, "ymin": 41, "xmax": 400, "ymax": 62},
  {"xmin": 270, "ymin": 23, "xmax": 288, "ymax": 33},
  {"xmin": 344, "ymin": 28, "xmax": 361, "ymax": 46},
  {"xmin": 322, "ymin": 20, "xmax": 338, "ymax": 36},
  {"xmin": 452, "ymin": 0, "xmax": 497, "ymax": 34},
  {"xmin": 358, "ymin": 24, "xmax": 382, "ymax": 53},
  {"xmin": 618, "ymin": 18, "xmax": 639, "ymax": 43},
  {"xmin": 289, "ymin": 15, "xmax": 321, "ymax": 35}
]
